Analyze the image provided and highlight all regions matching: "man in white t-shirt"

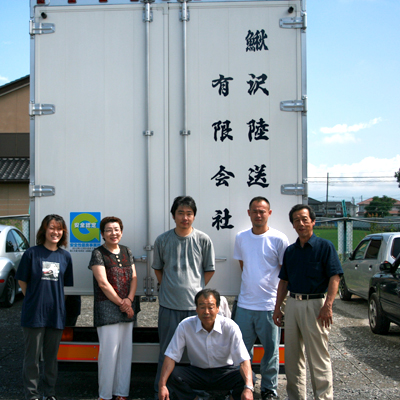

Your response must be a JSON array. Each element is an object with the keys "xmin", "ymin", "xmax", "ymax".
[{"xmin": 234, "ymin": 197, "xmax": 289, "ymax": 400}]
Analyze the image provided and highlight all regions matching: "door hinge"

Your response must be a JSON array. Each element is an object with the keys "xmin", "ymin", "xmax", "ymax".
[
  {"xmin": 280, "ymin": 96, "xmax": 307, "ymax": 112},
  {"xmin": 143, "ymin": 276, "xmax": 156, "ymax": 301},
  {"xmin": 29, "ymin": 103, "xmax": 55, "ymax": 116},
  {"xmin": 143, "ymin": 10, "xmax": 153, "ymax": 22},
  {"xmin": 281, "ymin": 183, "xmax": 306, "ymax": 196},
  {"xmin": 280, "ymin": 12, "xmax": 307, "ymax": 30},
  {"xmin": 30, "ymin": 185, "xmax": 55, "ymax": 198},
  {"xmin": 30, "ymin": 19, "xmax": 55, "ymax": 35}
]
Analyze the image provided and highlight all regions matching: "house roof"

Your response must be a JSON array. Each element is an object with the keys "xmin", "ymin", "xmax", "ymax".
[
  {"xmin": 0, "ymin": 158, "xmax": 30, "ymax": 181},
  {"xmin": 358, "ymin": 197, "xmax": 400, "ymax": 206},
  {"xmin": 308, "ymin": 198, "xmax": 356, "ymax": 208},
  {"xmin": 358, "ymin": 197, "xmax": 374, "ymax": 205},
  {"xmin": 308, "ymin": 197, "xmax": 322, "ymax": 205},
  {"xmin": 325, "ymin": 201, "xmax": 356, "ymax": 208},
  {"xmin": 0, "ymin": 75, "xmax": 29, "ymax": 97}
]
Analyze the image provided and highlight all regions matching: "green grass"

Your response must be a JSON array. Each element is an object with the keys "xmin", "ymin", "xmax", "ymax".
[
  {"xmin": 314, "ymin": 228, "xmax": 370, "ymax": 251},
  {"xmin": 0, "ymin": 218, "xmax": 23, "ymax": 231},
  {"xmin": 353, "ymin": 230, "xmax": 371, "ymax": 247}
]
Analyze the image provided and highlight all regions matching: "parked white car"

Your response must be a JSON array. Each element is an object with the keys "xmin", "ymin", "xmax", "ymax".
[
  {"xmin": 339, "ymin": 232, "xmax": 400, "ymax": 301},
  {"xmin": 0, "ymin": 225, "xmax": 29, "ymax": 307}
]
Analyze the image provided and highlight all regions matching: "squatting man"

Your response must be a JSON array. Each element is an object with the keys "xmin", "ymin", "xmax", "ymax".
[{"xmin": 158, "ymin": 288, "xmax": 255, "ymax": 400}]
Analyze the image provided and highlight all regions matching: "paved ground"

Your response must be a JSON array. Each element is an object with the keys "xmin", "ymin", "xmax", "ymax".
[{"xmin": 0, "ymin": 295, "xmax": 399, "ymax": 399}]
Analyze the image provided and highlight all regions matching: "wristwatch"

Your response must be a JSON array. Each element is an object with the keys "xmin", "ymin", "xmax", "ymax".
[{"xmin": 244, "ymin": 385, "xmax": 254, "ymax": 392}]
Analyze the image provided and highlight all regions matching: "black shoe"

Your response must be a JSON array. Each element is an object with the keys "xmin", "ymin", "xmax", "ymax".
[{"xmin": 261, "ymin": 389, "xmax": 279, "ymax": 399}]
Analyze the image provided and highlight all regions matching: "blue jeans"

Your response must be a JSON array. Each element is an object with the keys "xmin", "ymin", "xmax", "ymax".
[{"xmin": 234, "ymin": 306, "xmax": 280, "ymax": 394}]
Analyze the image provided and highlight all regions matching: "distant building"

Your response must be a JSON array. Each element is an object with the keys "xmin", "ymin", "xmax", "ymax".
[
  {"xmin": 357, "ymin": 197, "xmax": 400, "ymax": 217},
  {"xmin": 308, "ymin": 197, "xmax": 325, "ymax": 217},
  {"xmin": 0, "ymin": 75, "xmax": 30, "ymax": 216},
  {"xmin": 308, "ymin": 197, "xmax": 357, "ymax": 217}
]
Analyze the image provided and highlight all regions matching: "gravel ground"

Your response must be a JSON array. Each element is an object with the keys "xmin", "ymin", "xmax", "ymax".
[{"xmin": 1, "ymin": 295, "xmax": 399, "ymax": 400}]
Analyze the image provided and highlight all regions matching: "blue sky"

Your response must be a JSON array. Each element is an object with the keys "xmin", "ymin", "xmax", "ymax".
[{"xmin": 1, "ymin": 0, "xmax": 400, "ymax": 205}]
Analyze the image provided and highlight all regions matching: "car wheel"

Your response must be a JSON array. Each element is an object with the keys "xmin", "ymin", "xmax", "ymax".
[
  {"xmin": 339, "ymin": 276, "xmax": 352, "ymax": 301},
  {"xmin": 368, "ymin": 293, "xmax": 390, "ymax": 335}
]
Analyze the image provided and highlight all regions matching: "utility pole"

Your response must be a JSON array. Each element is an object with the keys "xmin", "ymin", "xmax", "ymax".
[{"xmin": 325, "ymin": 172, "xmax": 329, "ymax": 216}]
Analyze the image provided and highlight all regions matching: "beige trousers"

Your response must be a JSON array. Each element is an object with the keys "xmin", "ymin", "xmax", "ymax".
[{"xmin": 284, "ymin": 296, "xmax": 333, "ymax": 400}]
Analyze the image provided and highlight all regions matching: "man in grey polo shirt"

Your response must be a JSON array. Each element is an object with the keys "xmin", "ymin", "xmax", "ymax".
[
  {"xmin": 152, "ymin": 196, "xmax": 216, "ymax": 395},
  {"xmin": 158, "ymin": 289, "xmax": 254, "ymax": 400}
]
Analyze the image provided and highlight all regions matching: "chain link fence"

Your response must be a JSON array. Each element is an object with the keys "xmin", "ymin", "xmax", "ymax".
[
  {"xmin": 0, "ymin": 214, "xmax": 30, "ymax": 242},
  {"xmin": 315, "ymin": 217, "xmax": 400, "ymax": 262}
]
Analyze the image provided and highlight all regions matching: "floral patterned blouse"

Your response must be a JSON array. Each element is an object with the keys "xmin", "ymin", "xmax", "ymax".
[{"xmin": 88, "ymin": 245, "xmax": 134, "ymax": 327}]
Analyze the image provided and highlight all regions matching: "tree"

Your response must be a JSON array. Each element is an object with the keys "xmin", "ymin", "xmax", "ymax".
[
  {"xmin": 364, "ymin": 196, "xmax": 396, "ymax": 218},
  {"xmin": 395, "ymin": 168, "xmax": 400, "ymax": 188}
]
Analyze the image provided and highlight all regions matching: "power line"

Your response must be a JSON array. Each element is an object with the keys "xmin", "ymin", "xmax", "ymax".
[
  {"xmin": 309, "ymin": 176, "xmax": 394, "ymax": 179},
  {"xmin": 309, "ymin": 182, "xmax": 394, "ymax": 185},
  {"xmin": 308, "ymin": 174, "xmax": 400, "ymax": 205},
  {"xmin": 308, "ymin": 177, "xmax": 395, "ymax": 184}
]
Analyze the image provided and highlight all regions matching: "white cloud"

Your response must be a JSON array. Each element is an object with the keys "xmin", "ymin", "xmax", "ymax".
[
  {"xmin": 320, "ymin": 118, "xmax": 382, "ymax": 134},
  {"xmin": 319, "ymin": 118, "xmax": 382, "ymax": 145},
  {"xmin": 323, "ymin": 132, "xmax": 358, "ymax": 144},
  {"xmin": 0, "ymin": 76, "xmax": 9, "ymax": 85}
]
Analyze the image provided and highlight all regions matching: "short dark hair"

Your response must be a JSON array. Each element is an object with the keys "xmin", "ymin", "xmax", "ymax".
[
  {"xmin": 170, "ymin": 196, "xmax": 197, "ymax": 217},
  {"xmin": 289, "ymin": 204, "xmax": 316, "ymax": 224},
  {"xmin": 249, "ymin": 196, "xmax": 270, "ymax": 209},
  {"xmin": 36, "ymin": 214, "xmax": 68, "ymax": 248},
  {"xmin": 100, "ymin": 216, "xmax": 124, "ymax": 236},
  {"xmin": 195, "ymin": 289, "xmax": 220, "ymax": 307}
]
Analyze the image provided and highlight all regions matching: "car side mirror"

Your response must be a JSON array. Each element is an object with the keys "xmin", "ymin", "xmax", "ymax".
[
  {"xmin": 380, "ymin": 261, "xmax": 392, "ymax": 272},
  {"xmin": 348, "ymin": 252, "xmax": 354, "ymax": 261}
]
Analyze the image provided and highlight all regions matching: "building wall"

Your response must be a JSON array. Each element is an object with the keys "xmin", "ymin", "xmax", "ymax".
[
  {"xmin": 0, "ymin": 183, "xmax": 29, "ymax": 215},
  {"xmin": 0, "ymin": 79, "xmax": 30, "ymax": 216},
  {"xmin": 0, "ymin": 84, "xmax": 29, "ymax": 157}
]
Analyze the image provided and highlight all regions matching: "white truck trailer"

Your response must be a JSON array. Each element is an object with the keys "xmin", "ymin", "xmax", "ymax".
[{"xmin": 29, "ymin": 0, "xmax": 307, "ymax": 363}]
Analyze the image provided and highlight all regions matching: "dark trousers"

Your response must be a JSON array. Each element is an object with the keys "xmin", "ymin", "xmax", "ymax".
[
  {"xmin": 22, "ymin": 327, "xmax": 63, "ymax": 400},
  {"xmin": 154, "ymin": 307, "xmax": 196, "ymax": 393},
  {"xmin": 168, "ymin": 365, "xmax": 247, "ymax": 400}
]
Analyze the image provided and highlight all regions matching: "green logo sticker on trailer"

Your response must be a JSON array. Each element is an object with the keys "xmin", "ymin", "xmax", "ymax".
[{"xmin": 70, "ymin": 212, "xmax": 101, "ymax": 253}]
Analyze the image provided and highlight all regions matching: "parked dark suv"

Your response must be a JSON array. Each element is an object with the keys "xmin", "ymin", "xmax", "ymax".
[{"xmin": 368, "ymin": 253, "xmax": 400, "ymax": 334}]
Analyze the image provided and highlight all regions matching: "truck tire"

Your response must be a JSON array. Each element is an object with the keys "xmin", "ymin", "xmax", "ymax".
[
  {"xmin": 1, "ymin": 274, "xmax": 16, "ymax": 308},
  {"xmin": 368, "ymin": 293, "xmax": 390, "ymax": 335},
  {"xmin": 339, "ymin": 276, "xmax": 352, "ymax": 301}
]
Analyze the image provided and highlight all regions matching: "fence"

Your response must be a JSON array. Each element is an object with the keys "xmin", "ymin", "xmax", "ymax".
[
  {"xmin": 0, "ymin": 214, "xmax": 30, "ymax": 242},
  {"xmin": 315, "ymin": 217, "xmax": 400, "ymax": 262}
]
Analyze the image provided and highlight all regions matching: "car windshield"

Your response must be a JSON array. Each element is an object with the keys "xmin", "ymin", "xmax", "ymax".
[
  {"xmin": 6, "ymin": 231, "xmax": 19, "ymax": 252},
  {"xmin": 12, "ymin": 229, "xmax": 29, "ymax": 251}
]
